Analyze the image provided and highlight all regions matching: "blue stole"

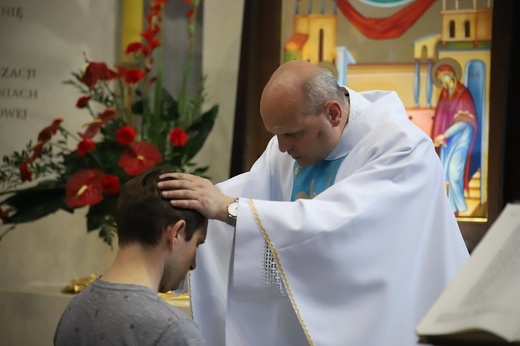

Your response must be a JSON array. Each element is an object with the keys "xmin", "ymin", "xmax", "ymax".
[{"xmin": 291, "ymin": 155, "xmax": 347, "ymax": 201}]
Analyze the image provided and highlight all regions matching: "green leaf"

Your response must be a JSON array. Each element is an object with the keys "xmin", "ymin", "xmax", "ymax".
[
  {"xmin": 182, "ymin": 104, "xmax": 218, "ymax": 161},
  {"xmin": 86, "ymin": 195, "xmax": 118, "ymax": 232},
  {"xmin": 99, "ymin": 222, "xmax": 117, "ymax": 249},
  {"xmin": 132, "ymin": 100, "xmax": 145, "ymax": 115},
  {"xmin": 2, "ymin": 180, "xmax": 71, "ymax": 224},
  {"xmin": 160, "ymin": 89, "xmax": 180, "ymax": 122}
]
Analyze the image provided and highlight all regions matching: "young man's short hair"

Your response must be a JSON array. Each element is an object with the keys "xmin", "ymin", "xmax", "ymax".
[{"xmin": 116, "ymin": 167, "xmax": 206, "ymax": 246}]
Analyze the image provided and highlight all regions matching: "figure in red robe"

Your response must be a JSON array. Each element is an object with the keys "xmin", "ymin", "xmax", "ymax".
[{"xmin": 432, "ymin": 64, "xmax": 477, "ymax": 214}]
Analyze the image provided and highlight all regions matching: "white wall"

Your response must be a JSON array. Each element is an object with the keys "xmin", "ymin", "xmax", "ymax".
[
  {"xmin": 0, "ymin": 0, "xmax": 244, "ymax": 344},
  {"xmin": 0, "ymin": 0, "xmax": 120, "ymax": 287},
  {"xmin": 198, "ymin": 0, "xmax": 244, "ymax": 183}
]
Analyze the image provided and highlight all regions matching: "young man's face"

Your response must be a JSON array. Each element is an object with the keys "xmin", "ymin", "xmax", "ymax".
[{"xmin": 159, "ymin": 224, "xmax": 207, "ymax": 293}]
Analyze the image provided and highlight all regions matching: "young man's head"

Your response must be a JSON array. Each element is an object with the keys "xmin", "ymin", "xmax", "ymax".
[{"xmin": 116, "ymin": 167, "xmax": 207, "ymax": 292}]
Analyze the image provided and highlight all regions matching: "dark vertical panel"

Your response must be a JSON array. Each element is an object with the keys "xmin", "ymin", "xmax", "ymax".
[
  {"xmin": 458, "ymin": 0, "xmax": 514, "ymax": 252},
  {"xmin": 503, "ymin": 2, "xmax": 520, "ymax": 205},
  {"xmin": 230, "ymin": 0, "xmax": 281, "ymax": 177}
]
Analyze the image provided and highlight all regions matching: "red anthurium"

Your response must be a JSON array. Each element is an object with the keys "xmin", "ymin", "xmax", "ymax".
[
  {"xmin": 101, "ymin": 175, "xmax": 120, "ymax": 194},
  {"xmin": 19, "ymin": 162, "xmax": 32, "ymax": 182},
  {"xmin": 169, "ymin": 127, "xmax": 189, "ymax": 147},
  {"xmin": 76, "ymin": 95, "xmax": 91, "ymax": 108},
  {"xmin": 80, "ymin": 61, "xmax": 118, "ymax": 89},
  {"xmin": 118, "ymin": 142, "xmax": 163, "ymax": 176},
  {"xmin": 80, "ymin": 108, "xmax": 117, "ymax": 139},
  {"xmin": 66, "ymin": 169, "xmax": 105, "ymax": 208},
  {"xmin": 125, "ymin": 42, "xmax": 143, "ymax": 55},
  {"xmin": 116, "ymin": 125, "xmax": 137, "ymax": 145},
  {"xmin": 77, "ymin": 138, "xmax": 96, "ymax": 156}
]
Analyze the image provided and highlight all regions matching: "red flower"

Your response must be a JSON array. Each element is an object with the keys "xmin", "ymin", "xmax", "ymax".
[
  {"xmin": 187, "ymin": 9, "xmax": 194, "ymax": 18},
  {"xmin": 25, "ymin": 118, "xmax": 63, "ymax": 163},
  {"xmin": 77, "ymin": 138, "xmax": 95, "ymax": 156},
  {"xmin": 27, "ymin": 143, "xmax": 44, "ymax": 163},
  {"xmin": 169, "ymin": 128, "xmax": 189, "ymax": 147},
  {"xmin": 125, "ymin": 42, "xmax": 143, "ymax": 55},
  {"xmin": 19, "ymin": 162, "xmax": 32, "ymax": 182},
  {"xmin": 80, "ymin": 108, "xmax": 117, "ymax": 139},
  {"xmin": 80, "ymin": 61, "xmax": 118, "ymax": 89},
  {"xmin": 37, "ymin": 119, "xmax": 63, "ymax": 143},
  {"xmin": 150, "ymin": 4, "xmax": 162, "ymax": 15},
  {"xmin": 66, "ymin": 169, "xmax": 105, "ymax": 208},
  {"xmin": 117, "ymin": 66, "xmax": 146, "ymax": 84},
  {"xmin": 116, "ymin": 125, "xmax": 137, "ymax": 146},
  {"xmin": 118, "ymin": 142, "xmax": 163, "ymax": 176},
  {"xmin": 101, "ymin": 175, "xmax": 120, "ymax": 194},
  {"xmin": 147, "ymin": 38, "xmax": 161, "ymax": 52},
  {"xmin": 76, "ymin": 96, "xmax": 91, "ymax": 108},
  {"xmin": 141, "ymin": 29, "xmax": 155, "ymax": 44}
]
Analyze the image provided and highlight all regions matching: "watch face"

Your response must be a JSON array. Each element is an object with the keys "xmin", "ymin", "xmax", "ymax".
[{"xmin": 228, "ymin": 201, "xmax": 239, "ymax": 217}]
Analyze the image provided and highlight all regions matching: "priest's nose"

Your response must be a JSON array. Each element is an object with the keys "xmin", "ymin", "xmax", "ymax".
[{"xmin": 277, "ymin": 135, "xmax": 292, "ymax": 153}]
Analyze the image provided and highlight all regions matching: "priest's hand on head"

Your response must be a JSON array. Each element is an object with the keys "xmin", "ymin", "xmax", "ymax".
[{"xmin": 157, "ymin": 172, "xmax": 234, "ymax": 223}]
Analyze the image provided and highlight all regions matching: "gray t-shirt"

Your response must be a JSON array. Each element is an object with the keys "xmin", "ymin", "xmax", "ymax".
[{"xmin": 54, "ymin": 279, "xmax": 205, "ymax": 345}]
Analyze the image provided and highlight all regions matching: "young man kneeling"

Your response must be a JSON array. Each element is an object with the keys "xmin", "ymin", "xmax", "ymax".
[{"xmin": 54, "ymin": 167, "xmax": 207, "ymax": 345}]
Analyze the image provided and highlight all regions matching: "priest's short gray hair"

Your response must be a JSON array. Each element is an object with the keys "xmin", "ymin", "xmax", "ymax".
[{"xmin": 302, "ymin": 67, "xmax": 348, "ymax": 115}]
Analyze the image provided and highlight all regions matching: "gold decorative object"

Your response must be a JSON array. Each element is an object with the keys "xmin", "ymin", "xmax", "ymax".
[
  {"xmin": 61, "ymin": 274, "xmax": 99, "ymax": 294},
  {"xmin": 61, "ymin": 275, "xmax": 190, "ymax": 304},
  {"xmin": 158, "ymin": 291, "xmax": 190, "ymax": 301}
]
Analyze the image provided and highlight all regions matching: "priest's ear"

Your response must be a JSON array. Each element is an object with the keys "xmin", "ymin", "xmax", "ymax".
[{"xmin": 325, "ymin": 100, "xmax": 342, "ymax": 127}]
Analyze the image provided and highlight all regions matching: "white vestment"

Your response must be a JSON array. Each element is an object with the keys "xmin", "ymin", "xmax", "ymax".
[{"xmin": 189, "ymin": 89, "xmax": 469, "ymax": 346}]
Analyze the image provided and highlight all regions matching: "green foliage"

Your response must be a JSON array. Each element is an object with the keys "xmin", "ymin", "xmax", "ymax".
[{"xmin": 0, "ymin": 0, "xmax": 217, "ymax": 248}]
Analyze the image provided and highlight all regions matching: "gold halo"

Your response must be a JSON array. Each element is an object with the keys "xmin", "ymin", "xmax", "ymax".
[{"xmin": 431, "ymin": 58, "xmax": 462, "ymax": 88}]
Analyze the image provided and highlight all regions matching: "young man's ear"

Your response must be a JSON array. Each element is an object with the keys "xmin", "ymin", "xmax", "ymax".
[{"xmin": 165, "ymin": 220, "xmax": 186, "ymax": 249}]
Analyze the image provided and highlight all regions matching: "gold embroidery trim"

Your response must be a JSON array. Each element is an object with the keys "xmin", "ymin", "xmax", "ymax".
[
  {"xmin": 248, "ymin": 198, "xmax": 314, "ymax": 346},
  {"xmin": 187, "ymin": 271, "xmax": 194, "ymax": 318}
]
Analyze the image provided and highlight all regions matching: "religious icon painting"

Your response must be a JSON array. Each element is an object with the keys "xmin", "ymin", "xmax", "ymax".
[{"xmin": 281, "ymin": 0, "xmax": 493, "ymax": 221}]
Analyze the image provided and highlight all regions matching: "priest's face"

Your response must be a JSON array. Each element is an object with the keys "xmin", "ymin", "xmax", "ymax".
[{"xmin": 261, "ymin": 89, "xmax": 341, "ymax": 167}]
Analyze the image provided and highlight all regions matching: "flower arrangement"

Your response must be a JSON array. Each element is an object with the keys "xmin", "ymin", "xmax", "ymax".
[{"xmin": 0, "ymin": 0, "xmax": 217, "ymax": 247}]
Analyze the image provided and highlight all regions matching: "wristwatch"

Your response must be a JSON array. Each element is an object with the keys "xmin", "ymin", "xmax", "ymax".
[{"xmin": 226, "ymin": 198, "xmax": 239, "ymax": 227}]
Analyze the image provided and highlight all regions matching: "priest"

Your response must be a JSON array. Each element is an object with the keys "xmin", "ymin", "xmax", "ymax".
[{"xmin": 158, "ymin": 60, "xmax": 469, "ymax": 346}]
